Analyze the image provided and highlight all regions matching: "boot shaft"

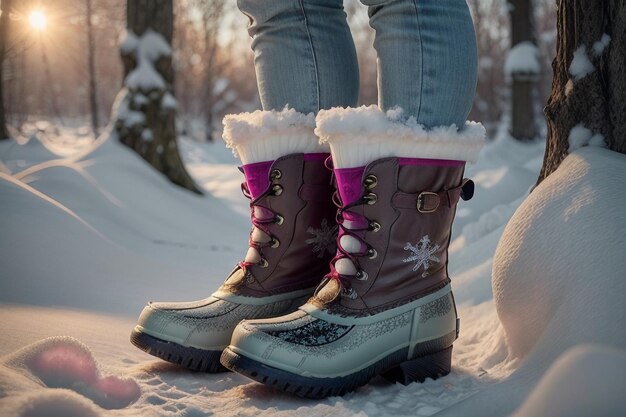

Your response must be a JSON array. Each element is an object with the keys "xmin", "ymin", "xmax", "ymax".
[
  {"xmin": 223, "ymin": 153, "xmax": 337, "ymax": 297},
  {"xmin": 314, "ymin": 158, "xmax": 472, "ymax": 316}
]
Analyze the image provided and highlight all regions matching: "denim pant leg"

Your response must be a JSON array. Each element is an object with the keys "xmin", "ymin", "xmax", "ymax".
[
  {"xmin": 361, "ymin": 0, "xmax": 478, "ymax": 128},
  {"xmin": 237, "ymin": 0, "xmax": 359, "ymax": 114}
]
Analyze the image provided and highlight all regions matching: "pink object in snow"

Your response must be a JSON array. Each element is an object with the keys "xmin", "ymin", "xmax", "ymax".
[{"xmin": 25, "ymin": 338, "xmax": 141, "ymax": 410}]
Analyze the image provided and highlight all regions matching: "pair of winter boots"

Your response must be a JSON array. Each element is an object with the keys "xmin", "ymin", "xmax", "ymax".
[{"xmin": 130, "ymin": 107, "xmax": 484, "ymax": 398}]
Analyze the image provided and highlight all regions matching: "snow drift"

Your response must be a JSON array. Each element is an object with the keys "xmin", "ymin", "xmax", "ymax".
[
  {"xmin": 0, "ymin": 336, "xmax": 140, "ymax": 416},
  {"xmin": 1, "ymin": 128, "xmax": 624, "ymax": 416},
  {"xmin": 493, "ymin": 146, "xmax": 626, "ymax": 359},
  {"xmin": 437, "ymin": 146, "xmax": 626, "ymax": 417},
  {"xmin": 511, "ymin": 344, "xmax": 626, "ymax": 417}
]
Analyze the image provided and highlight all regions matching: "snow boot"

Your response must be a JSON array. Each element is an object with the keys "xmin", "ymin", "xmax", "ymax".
[
  {"xmin": 220, "ymin": 106, "xmax": 485, "ymax": 396},
  {"xmin": 131, "ymin": 109, "xmax": 337, "ymax": 372}
]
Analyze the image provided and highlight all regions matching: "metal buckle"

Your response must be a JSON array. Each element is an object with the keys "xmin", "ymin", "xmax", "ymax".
[{"xmin": 417, "ymin": 192, "xmax": 439, "ymax": 213}]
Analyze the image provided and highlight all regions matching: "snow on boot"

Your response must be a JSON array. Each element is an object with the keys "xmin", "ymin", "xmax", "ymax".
[
  {"xmin": 220, "ymin": 106, "xmax": 485, "ymax": 396},
  {"xmin": 131, "ymin": 109, "xmax": 337, "ymax": 372}
]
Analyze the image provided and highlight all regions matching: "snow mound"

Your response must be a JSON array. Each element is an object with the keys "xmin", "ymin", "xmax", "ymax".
[
  {"xmin": 504, "ymin": 42, "xmax": 540, "ymax": 76},
  {"xmin": 592, "ymin": 34, "xmax": 611, "ymax": 56},
  {"xmin": 511, "ymin": 345, "xmax": 626, "ymax": 417},
  {"xmin": 2, "ymin": 336, "xmax": 140, "ymax": 410},
  {"xmin": 0, "ymin": 135, "xmax": 248, "ymax": 314},
  {"xmin": 454, "ymin": 132, "xmax": 544, "ymax": 240},
  {"xmin": 5, "ymin": 121, "xmax": 623, "ymax": 415},
  {"xmin": 493, "ymin": 147, "xmax": 626, "ymax": 358},
  {"xmin": 124, "ymin": 30, "xmax": 171, "ymax": 91},
  {"xmin": 0, "ymin": 135, "xmax": 59, "ymax": 173},
  {"xmin": 570, "ymin": 46, "xmax": 595, "ymax": 80},
  {"xmin": 2, "ymin": 389, "xmax": 102, "ymax": 417},
  {"xmin": 568, "ymin": 123, "xmax": 606, "ymax": 151},
  {"xmin": 454, "ymin": 166, "xmax": 535, "ymax": 239},
  {"xmin": 461, "ymin": 197, "xmax": 522, "ymax": 244},
  {"xmin": 435, "ymin": 150, "xmax": 626, "ymax": 417}
]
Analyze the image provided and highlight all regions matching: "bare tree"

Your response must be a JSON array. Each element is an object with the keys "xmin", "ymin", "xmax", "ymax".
[
  {"xmin": 86, "ymin": 0, "xmax": 99, "ymax": 136},
  {"xmin": 469, "ymin": 0, "xmax": 509, "ymax": 132},
  {"xmin": 115, "ymin": 0, "xmax": 202, "ymax": 194},
  {"xmin": 538, "ymin": 0, "xmax": 625, "ymax": 184},
  {"xmin": 197, "ymin": 0, "xmax": 227, "ymax": 142},
  {"xmin": 508, "ymin": 0, "xmax": 539, "ymax": 141},
  {"xmin": 0, "ymin": 0, "xmax": 11, "ymax": 139},
  {"xmin": 173, "ymin": 0, "xmax": 229, "ymax": 141}
]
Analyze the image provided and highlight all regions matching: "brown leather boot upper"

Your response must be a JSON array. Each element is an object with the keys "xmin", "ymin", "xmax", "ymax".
[
  {"xmin": 222, "ymin": 153, "xmax": 337, "ymax": 297},
  {"xmin": 313, "ymin": 158, "xmax": 473, "ymax": 316}
]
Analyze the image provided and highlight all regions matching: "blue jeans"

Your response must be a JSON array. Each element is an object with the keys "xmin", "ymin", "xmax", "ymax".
[{"xmin": 237, "ymin": 0, "xmax": 477, "ymax": 128}]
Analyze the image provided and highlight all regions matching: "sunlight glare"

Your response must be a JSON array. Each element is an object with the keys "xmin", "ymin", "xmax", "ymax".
[{"xmin": 29, "ymin": 10, "xmax": 47, "ymax": 31}]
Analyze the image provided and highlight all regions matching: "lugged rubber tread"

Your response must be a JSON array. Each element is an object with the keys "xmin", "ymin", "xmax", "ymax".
[
  {"xmin": 220, "ymin": 343, "xmax": 452, "ymax": 398},
  {"xmin": 130, "ymin": 329, "xmax": 226, "ymax": 373}
]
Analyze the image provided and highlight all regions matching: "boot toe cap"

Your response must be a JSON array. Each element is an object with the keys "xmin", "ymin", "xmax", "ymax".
[
  {"xmin": 228, "ymin": 311, "xmax": 317, "ymax": 371},
  {"xmin": 135, "ymin": 297, "xmax": 237, "ymax": 350}
]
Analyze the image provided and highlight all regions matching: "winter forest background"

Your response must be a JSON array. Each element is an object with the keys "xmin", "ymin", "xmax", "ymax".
[
  {"xmin": 1, "ymin": 1, "xmax": 625, "ymax": 417},
  {"xmin": 2, "ymin": 0, "xmax": 555, "ymax": 142}
]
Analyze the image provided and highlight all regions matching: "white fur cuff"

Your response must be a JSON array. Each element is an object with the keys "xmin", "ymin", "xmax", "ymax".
[
  {"xmin": 222, "ymin": 108, "xmax": 328, "ymax": 164},
  {"xmin": 315, "ymin": 105, "xmax": 486, "ymax": 168}
]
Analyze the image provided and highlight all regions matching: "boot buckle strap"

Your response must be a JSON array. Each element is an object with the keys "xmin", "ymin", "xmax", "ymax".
[
  {"xmin": 417, "ymin": 192, "xmax": 440, "ymax": 213},
  {"xmin": 391, "ymin": 179, "xmax": 474, "ymax": 212}
]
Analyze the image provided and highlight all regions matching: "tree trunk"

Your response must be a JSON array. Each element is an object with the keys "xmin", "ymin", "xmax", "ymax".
[
  {"xmin": 537, "ymin": 0, "xmax": 626, "ymax": 184},
  {"xmin": 509, "ymin": 0, "xmax": 538, "ymax": 141},
  {"xmin": 0, "ymin": 0, "xmax": 11, "ymax": 140},
  {"xmin": 86, "ymin": 0, "xmax": 100, "ymax": 137},
  {"xmin": 115, "ymin": 0, "xmax": 202, "ymax": 194}
]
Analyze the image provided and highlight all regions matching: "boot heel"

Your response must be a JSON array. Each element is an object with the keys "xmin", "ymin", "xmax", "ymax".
[{"xmin": 382, "ymin": 346, "xmax": 453, "ymax": 385}]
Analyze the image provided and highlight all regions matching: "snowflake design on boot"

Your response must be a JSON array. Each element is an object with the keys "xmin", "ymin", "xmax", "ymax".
[
  {"xmin": 305, "ymin": 218, "xmax": 338, "ymax": 258},
  {"xmin": 403, "ymin": 235, "xmax": 441, "ymax": 277}
]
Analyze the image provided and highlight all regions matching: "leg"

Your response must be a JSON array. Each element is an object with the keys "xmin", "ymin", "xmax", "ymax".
[
  {"xmin": 221, "ymin": 3, "xmax": 487, "ymax": 397},
  {"xmin": 237, "ymin": 0, "xmax": 359, "ymax": 113},
  {"xmin": 131, "ymin": 1, "xmax": 359, "ymax": 371},
  {"xmin": 363, "ymin": 0, "xmax": 478, "ymax": 127}
]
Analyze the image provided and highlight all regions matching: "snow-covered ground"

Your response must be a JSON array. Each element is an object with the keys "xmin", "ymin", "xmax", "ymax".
[{"xmin": 1, "ymin": 125, "xmax": 624, "ymax": 416}]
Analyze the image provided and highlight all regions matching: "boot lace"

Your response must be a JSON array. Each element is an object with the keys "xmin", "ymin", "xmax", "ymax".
[
  {"xmin": 325, "ymin": 168, "xmax": 379, "ymax": 299},
  {"xmin": 238, "ymin": 169, "xmax": 284, "ymax": 272}
]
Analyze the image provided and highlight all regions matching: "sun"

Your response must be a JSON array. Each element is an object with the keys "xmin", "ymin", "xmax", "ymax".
[{"xmin": 29, "ymin": 10, "xmax": 47, "ymax": 31}]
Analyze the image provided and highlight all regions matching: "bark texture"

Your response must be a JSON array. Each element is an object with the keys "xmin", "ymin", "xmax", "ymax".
[
  {"xmin": 117, "ymin": 0, "xmax": 202, "ymax": 194},
  {"xmin": 538, "ymin": 0, "xmax": 626, "ymax": 184},
  {"xmin": 0, "ymin": 0, "xmax": 11, "ymax": 140},
  {"xmin": 509, "ymin": 0, "xmax": 538, "ymax": 141}
]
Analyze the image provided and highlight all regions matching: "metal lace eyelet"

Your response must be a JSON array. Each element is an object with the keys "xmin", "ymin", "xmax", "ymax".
[
  {"xmin": 270, "ymin": 169, "xmax": 282, "ymax": 180},
  {"xmin": 271, "ymin": 238, "xmax": 280, "ymax": 248},
  {"xmin": 356, "ymin": 270, "xmax": 369, "ymax": 281},
  {"xmin": 364, "ymin": 174, "xmax": 378, "ymax": 189},
  {"xmin": 369, "ymin": 221, "xmax": 381, "ymax": 232},
  {"xmin": 367, "ymin": 248, "xmax": 378, "ymax": 259},
  {"xmin": 272, "ymin": 184, "xmax": 283, "ymax": 196},
  {"xmin": 258, "ymin": 258, "xmax": 269, "ymax": 268},
  {"xmin": 365, "ymin": 192, "xmax": 377, "ymax": 205},
  {"xmin": 275, "ymin": 214, "xmax": 284, "ymax": 225}
]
